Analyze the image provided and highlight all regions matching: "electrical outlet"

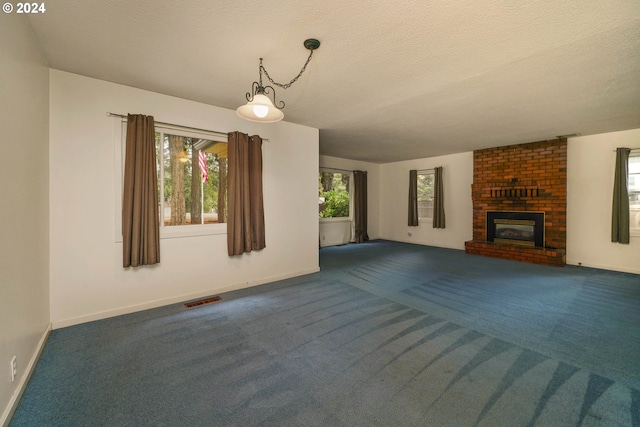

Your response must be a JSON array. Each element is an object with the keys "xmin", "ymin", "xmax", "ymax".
[{"xmin": 10, "ymin": 356, "xmax": 17, "ymax": 382}]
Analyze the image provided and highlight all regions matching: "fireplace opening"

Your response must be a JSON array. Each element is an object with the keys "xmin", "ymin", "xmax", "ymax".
[
  {"xmin": 486, "ymin": 211, "xmax": 544, "ymax": 247},
  {"xmin": 495, "ymin": 219, "xmax": 535, "ymax": 246}
]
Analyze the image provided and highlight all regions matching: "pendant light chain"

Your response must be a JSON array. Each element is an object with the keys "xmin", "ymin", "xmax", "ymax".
[
  {"xmin": 259, "ymin": 50, "xmax": 315, "ymax": 90},
  {"xmin": 236, "ymin": 38, "xmax": 320, "ymax": 123}
]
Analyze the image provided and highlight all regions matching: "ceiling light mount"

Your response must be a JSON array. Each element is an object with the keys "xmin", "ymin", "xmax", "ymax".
[
  {"xmin": 303, "ymin": 38, "xmax": 321, "ymax": 50},
  {"xmin": 236, "ymin": 38, "xmax": 320, "ymax": 123}
]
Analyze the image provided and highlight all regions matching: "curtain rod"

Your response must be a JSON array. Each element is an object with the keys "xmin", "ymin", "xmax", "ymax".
[
  {"xmin": 612, "ymin": 148, "xmax": 640, "ymax": 152},
  {"xmin": 320, "ymin": 167, "xmax": 353, "ymax": 174},
  {"xmin": 416, "ymin": 168, "xmax": 435, "ymax": 173},
  {"xmin": 107, "ymin": 112, "xmax": 269, "ymax": 141}
]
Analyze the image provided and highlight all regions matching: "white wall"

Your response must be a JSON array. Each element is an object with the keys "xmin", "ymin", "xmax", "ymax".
[
  {"xmin": 0, "ymin": 15, "xmax": 50, "ymax": 425},
  {"xmin": 379, "ymin": 152, "xmax": 474, "ymax": 250},
  {"xmin": 567, "ymin": 129, "xmax": 640, "ymax": 273},
  {"xmin": 372, "ymin": 131, "xmax": 640, "ymax": 273},
  {"xmin": 49, "ymin": 70, "xmax": 319, "ymax": 328},
  {"xmin": 319, "ymin": 155, "xmax": 380, "ymax": 246}
]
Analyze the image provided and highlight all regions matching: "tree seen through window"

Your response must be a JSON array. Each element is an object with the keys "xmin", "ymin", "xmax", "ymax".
[
  {"xmin": 319, "ymin": 171, "xmax": 350, "ymax": 218},
  {"xmin": 156, "ymin": 130, "xmax": 227, "ymax": 226},
  {"xmin": 417, "ymin": 172, "xmax": 434, "ymax": 219}
]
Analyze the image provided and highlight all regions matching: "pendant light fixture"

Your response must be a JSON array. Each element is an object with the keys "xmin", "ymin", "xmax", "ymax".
[{"xmin": 236, "ymin": 38, "xmax": 320, "ymax": 123}]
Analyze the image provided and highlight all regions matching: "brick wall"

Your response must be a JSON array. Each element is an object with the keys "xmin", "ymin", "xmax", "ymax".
[{"xmin": 465, "ymin": 138, "xmax": 567, "ymax": 266}]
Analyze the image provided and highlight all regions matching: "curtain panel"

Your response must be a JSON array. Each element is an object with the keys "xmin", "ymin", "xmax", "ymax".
[
  {"xmin": 433, "ymin": 166, "xmax": 446, "ymax": 229},
  {"xmin": 122, "ymin": 114, "xmax": 160, "ymax": 267},
  {"xmin": 408, "ymin": 170, "xmax": 419, "ymax": 226},
  {"xmin": 612, "ymin": 147, "xmax": 631, "ymax": 243},
  {"xmin": 353, "ymin": 170, "xmax": 369, "ymax": 243},
  {"xmin": 227, "ymin": 132, "xmax": 266, "ymax": 256}
]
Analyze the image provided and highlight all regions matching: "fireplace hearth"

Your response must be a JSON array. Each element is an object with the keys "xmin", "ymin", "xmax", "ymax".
[{"xmin": 486, "ymin": 211, "xmax": 544, "ymax": 247}]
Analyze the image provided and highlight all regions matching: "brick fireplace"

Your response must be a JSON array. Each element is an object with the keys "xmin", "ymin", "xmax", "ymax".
[{"xmin": 464, "ymin": 139, "xmax": 567, "ymax": 266}]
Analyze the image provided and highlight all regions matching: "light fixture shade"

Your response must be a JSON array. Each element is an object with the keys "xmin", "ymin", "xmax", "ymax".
[{"xmin": 236, "ymin": 94, "xmax": 284, "ymax": 123}]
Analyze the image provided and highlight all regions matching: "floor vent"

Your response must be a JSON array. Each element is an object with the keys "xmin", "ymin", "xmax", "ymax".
[{"xmin": 184, "ymin": 296, "xmax": 222, "ymax": 308}]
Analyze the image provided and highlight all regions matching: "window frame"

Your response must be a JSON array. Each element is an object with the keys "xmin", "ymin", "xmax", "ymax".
[
  {"xmin": 417, "ymin": 170, "xmax": 435, "ymax": 221},
  {"xmin": 114, "ymin": 120, "xmax": 227, "ymax": 242},
  {"xmin": 318, "ymin": 168, "xmax": 353, "ymax": 222},
  {"xmin": 629, "ymin": 150, "xmax": 640, "ymax": 237}
]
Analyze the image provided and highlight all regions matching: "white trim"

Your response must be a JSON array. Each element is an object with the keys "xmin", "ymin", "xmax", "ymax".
[
  {"xmin": 159, "ymin": 223, "xmax": 226, "ymax": 239},
  {"xmin": 417, "ymin": 170, "xmax": 435, "ymax": 221},
  {"xmin": 319, "ymin": 167, "xmax": 352, "ymax": 174},
  {"xmin": 321, "ymin": 239, "xmax": 351, "ymax": 247},
  {"xmin": 113, "ymin": 117, "xmax": 125, "ymax": 242},
  {"xmin": 1, "ymin": 323, "xmax": 51, "ymax": 427},
  {"xmin": 319, "ymin": 217, "xmax": 351, "ymax": 223},
  {"xmin": 566, "ymin": 261, "xmax": 640, "ymax": 275},
  {"xmin": 51, "ymin": 267, "xmax": 321, "ymax": 329},
  {"xmin": 156, "ymin": 124, "xmax": 226, "ymax": 142}
]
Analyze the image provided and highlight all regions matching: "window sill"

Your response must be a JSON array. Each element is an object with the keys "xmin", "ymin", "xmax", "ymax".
[
  {"xmin": 160, "ymin": 223, "xmax": 226, "ymax": 239},
  {"xmin": 319, "ymin": 217, "xmax": 351, "ymax": 223}
]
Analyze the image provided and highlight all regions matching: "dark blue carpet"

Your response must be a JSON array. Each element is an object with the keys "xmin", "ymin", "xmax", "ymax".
[{"xmin": 10, "ymin": 240, "xmax": 640, "ymax": 426}]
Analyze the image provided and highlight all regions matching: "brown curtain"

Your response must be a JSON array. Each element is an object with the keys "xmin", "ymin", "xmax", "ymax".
[
  {"xmin": 408, "ymin": 170, "xmax": 418, "ymax": 226},
  {"xmin": 227, "ymin": 131, "xmax": 266, "ymax": 256},
  {"xmin": 612, "ymin": 147, "xmax": 631, "ymax": 243},
  {"xmin": 433, "ymin": 166, "xmax": 446, "ymax": 228},
  {"xmin": 353, "ymin": 170, "xmax": 369, "ymax": 243},
  {"xmin": 122, "ymin": 114, "xmax": 160, "ymax": 267}
]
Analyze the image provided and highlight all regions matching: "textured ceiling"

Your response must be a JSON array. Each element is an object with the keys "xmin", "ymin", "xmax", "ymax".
[{"xmin": 26, "ymin": 0, "xmax": 640, "ymax": 163}]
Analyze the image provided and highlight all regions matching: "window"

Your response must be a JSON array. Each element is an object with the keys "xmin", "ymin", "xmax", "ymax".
[
  {"xmin": 319, "ymin": 170, "xmax": 351, "ymax": 218},
  {"xmin": 629, "ymin": 151, "xmax": 640, "ymax": 235},
  {"xmin": 155, "ymin": 127, "xmax": 227, "ymax": 229},
  {"xmin": 417, "ymin": 171, "xmax": 434, "ymax": 220},
  {"xmin": 115, "ymin": 121, "xmax": 228, "ymax": 241}
]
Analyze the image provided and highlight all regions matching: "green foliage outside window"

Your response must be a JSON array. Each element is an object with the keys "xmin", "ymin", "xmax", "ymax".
[
  {"xmin": 320, "ymin": 189, "xmax": 350, "ymax": 218},
  {"xmin": 319, "ymin": 171, "xmax": 350, "ymax": 218},
  {"xmin": 417, "ymin": 172, "xmax": 434, "ymax": 219}
]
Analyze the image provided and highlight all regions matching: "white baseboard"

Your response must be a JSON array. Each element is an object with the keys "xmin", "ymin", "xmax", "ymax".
[
  {"xmin": 51, "ymin": 267, "xmax": 321, "ymax": 329},
  {"xmin": 320, "ymin": 239, "xmax": 350, "ymax": 247},
  {"xmin": 1, "ymin": 323, "xmax": 51, "ymax": 427},
  {"xmin": 566, "ymin": 261, "xmax": 640, "ymax": 275}
]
